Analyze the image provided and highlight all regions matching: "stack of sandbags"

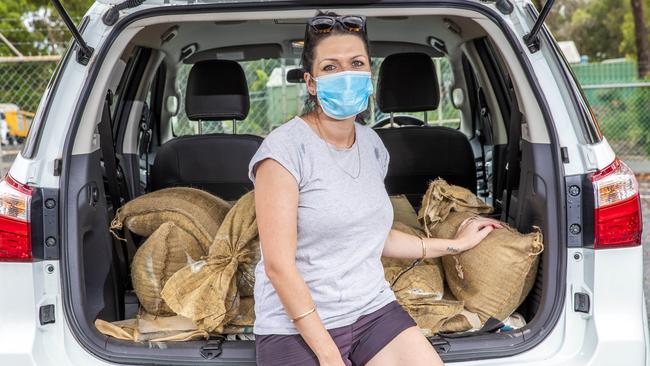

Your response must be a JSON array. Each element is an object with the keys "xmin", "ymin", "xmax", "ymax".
[
  {"xmin": 109, "ymin": 187, "xmax": 232, "ymax": 316},
  {"xmin": 418, "ymin": 178, "xmax": 544, "ymax": 326},
  {"xmin": 161, "ymin": 190, "xmax": 260, "ymax": 333},
  {"xmin": 98, "ymin": 188, "xmax": 258, "ymax": 341},
  {"xmin": 385, "ymin": 205, "xmax": 481, "ymax": 336}
]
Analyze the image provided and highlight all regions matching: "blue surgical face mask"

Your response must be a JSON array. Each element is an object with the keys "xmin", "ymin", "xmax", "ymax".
[{"xmin": 313, "ymin": 70, "xmax": 374, "ymax": 120}]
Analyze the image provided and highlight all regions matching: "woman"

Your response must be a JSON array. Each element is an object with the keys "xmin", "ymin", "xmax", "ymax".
[{"xmin": 248, "ymin": 12, "xmax": 501, "ymax": 366}]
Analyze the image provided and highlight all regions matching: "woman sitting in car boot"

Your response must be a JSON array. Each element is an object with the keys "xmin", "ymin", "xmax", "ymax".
[{"xmin": 248, "ymin": 11, "xmax": 501, "ymax": 366}]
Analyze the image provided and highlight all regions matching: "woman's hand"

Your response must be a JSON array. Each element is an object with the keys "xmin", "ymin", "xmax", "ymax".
[{"xmin": 452, "ymin": 216, "xmax": 503, "ymax": 253}]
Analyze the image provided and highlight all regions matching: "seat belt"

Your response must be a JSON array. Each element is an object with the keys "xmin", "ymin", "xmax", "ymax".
[
  {"xmin": 98, "ymin": 91, "xmax": 122, "ymax": 215},
  {"xmin": 476, "ymin": 89, "xmax": 494, "ymax": 197},
  {"xmin": 138, "ymin": 103, "xmax": 153, "ymax": 192},
  {"xmin": 99, "ymin": 91, "xmax": 139, "ymax": 292},
  {"xmin": 503, "ymin": 85, "xmax": 522, "ymax": 221}
]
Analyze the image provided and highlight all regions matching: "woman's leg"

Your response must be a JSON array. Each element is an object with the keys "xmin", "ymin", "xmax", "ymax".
[
  {"xmin": 364, "ymin": 326, "xmax": 443, "ymax": 366},
  {"xmin": 256, "ymin": 327, "xmax": 354, "ymax": 366},
  {"xmin": 255, "ymin": 333, "xmax": 322, "ymax": 366}
]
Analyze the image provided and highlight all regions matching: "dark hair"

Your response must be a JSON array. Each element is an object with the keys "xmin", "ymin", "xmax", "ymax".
[{"xmin": 300, "ymin": 11, "xmax": 372, "ymax": 124}]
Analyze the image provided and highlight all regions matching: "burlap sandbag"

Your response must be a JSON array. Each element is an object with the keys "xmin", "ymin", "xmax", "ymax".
[
  {"xmin": 382, "ymin": 221, "xmax": 431, "ymax": 267},
  {"xmin": 429, "ymin": 210, "xmax": 544, "ymax": 324},
  {"xmin": 390, "ymin": 194, "xmax": 421, "ymax": 230},
  {"xmin": 383, "ymin": 222, "xmax": 443, "ymax": 290},
  {"xmin": 110, "ymin": 187, "xmax": 231, "ymax": 251},
  {"xmin": 384, "ymin": 264, "xmax": 444, "ymax": 300},
  {"xmin": 161, "ymin": 190, "xmax": 259, "ymax": 332},
  {"xmin": 95, "ymin": 312, "xmax": 209, "ymax": 342},
  {"xmin": 228, "ymin": 296, "xmax": 255, "ymax": 328},
  {"xmin": 383, "ymin": 221, "xmax": 471, "ymax": 335},
  {"xmin": 237, "ymin": 238, "xmax": 260, "ymax": 297},
  {"xmin": 417, "ymin": 178, "xmax": 493, "ymax": 238},
  {"xmin": 130, "ymin": 222, "xmax": 206, "ymax": 316},
  {"xmin": 437, "ymin": 309, "xmax": 482, "ymax": 333}
]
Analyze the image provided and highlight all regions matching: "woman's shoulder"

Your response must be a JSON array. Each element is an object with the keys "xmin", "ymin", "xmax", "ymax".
[
  {"xmin": 262, "ymin": 116, "xmax": 305, "ymax": 144},
  {"xmin": 357, "ymin": 121, "xmax": 384, "ymax": 147}
]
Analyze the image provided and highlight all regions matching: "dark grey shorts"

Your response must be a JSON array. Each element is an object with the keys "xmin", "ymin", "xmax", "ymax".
[{"xmin": 255, "ymin": 300, "xmax": 418, "ymax": 366}]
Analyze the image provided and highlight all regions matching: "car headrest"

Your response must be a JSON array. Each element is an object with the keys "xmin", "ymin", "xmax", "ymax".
[
  {"xmin": 185, "ymin": 59, "xmax": 249, "ymax": 121},
  {"xmin": 376, "ymin": 52, "xmax": 440, "ymax": 113},
  {"xmin": 287, "ymin": 68, "xmax": 305, "ymax": 83}
]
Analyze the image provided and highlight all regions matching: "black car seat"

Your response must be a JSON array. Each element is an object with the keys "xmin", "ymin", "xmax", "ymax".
[
  {"xmin": 151, "ymin": 59, "xmax": 263, "ymax": 201},
  {"xmin": 375, "ymin": 52, "xmax": 477, "ymax": 208}
]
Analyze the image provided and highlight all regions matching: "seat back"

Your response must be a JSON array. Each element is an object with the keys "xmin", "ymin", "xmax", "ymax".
[
  {"xmin": 375, "ymin": 53, "xmax": 476, "ymax": 208},
  {"xmin": 151, "ymin": 60, "xmax": 263, "ymax": 200},
  {"xmin": 378, "ymin": 126, "xmax": 477, "ymax": 207}
]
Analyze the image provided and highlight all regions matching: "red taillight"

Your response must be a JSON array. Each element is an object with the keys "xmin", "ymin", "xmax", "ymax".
[
  {"xmin": 592, "ymin": 158, "xmax": 642, "ymax": 248},
  {"xmin": 0, "ymin": 175, "xmax": 32, "ymax": 261}
]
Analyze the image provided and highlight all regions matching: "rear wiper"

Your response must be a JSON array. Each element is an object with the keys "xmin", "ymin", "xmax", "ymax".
[
  {"xmin": 50, "ymin": 0, "xmax": 94, "ymax": 65},
  {"xmin": 523, "ymin": 0, "xmax": 555, "ymax": 53}
]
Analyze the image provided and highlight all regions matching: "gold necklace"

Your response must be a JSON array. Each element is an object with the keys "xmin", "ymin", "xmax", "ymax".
[{"xmin": 313, "ymin": 112, "xmax": 361, "ymax": 179}]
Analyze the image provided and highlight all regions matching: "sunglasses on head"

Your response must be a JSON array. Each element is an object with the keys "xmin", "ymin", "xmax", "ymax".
[{"xmin": 308, "ymin": 15, "xmax": 366, "ymax": 34}]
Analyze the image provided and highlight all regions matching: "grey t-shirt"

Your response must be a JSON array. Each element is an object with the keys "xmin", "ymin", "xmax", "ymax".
[{"xmin": 247, "ymin": 116, "xmax": 397, "ymax": 335}]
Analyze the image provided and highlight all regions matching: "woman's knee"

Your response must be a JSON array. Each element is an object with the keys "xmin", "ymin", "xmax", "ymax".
[{"xmin": 364, "ymin": 326, "xmax": 443, "ymax": 366}]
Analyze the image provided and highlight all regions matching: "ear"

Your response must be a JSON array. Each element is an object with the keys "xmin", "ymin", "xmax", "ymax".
[{"xmin": 304, "ymin": 72, "xmax": 317, "ymax": 96}]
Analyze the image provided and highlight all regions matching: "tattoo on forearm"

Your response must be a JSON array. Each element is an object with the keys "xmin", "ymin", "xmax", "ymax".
[{"xmin": 447, "ymin": 246, "xmax": 460, "ymax": 254}]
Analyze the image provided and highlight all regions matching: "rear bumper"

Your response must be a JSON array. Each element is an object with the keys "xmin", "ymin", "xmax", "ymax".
[
  {"xmin": 2, "ymin": 247, "xmax": 648, "ymax": 365},
  {"xmin": 0, "ymin": 262, "xmax": 112, "ymax": 366}
]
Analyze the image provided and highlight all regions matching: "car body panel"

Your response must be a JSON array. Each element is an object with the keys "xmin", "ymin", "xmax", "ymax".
[{"xmin": 0, "ymin": 0, "xmax": 647, "ymax": 365}]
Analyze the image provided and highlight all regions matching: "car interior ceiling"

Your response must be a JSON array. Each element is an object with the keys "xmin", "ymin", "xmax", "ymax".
[{"xmin": 72, "ymin": 14, "xmax": 555, "ymax": 347}]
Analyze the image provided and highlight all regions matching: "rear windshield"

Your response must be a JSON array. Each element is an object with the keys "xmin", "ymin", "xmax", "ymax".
[{"xmin": 172, "ymin": 56, "xmax": 460, "ymax": 137}]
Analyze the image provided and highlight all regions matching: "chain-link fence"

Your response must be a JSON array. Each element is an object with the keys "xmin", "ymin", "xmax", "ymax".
[
  {"xmin": 581, "ymin": 83, "xmax": 650, "ymax": 160},
  {"xmin": 172, "ymin": 57, "xmax": 460, "ymax": 137},
  {"xmin": 0, "ymin": 58, "xmax": 58, "ymax": 113},
  {"xmin": 0, "ymin": 57, "xmax": 59, "ymax": 144},
  {"xmin": 570, "ymin": 61, "xmax": 650, "ymax": 161},
  {"xmin": 1, "ymin": 56, "xmax": 649, "ymax": 161}
]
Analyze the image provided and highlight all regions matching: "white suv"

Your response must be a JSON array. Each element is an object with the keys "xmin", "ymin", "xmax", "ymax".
[{"xmin": 0, "ymin": 0, "xmax": 647, "ymax": 365}]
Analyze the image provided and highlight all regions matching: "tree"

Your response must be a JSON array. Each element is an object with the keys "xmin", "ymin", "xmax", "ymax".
[
  {"xmin": 0, "ymin": 0, "xmax": 93, "ymax": 56},
  {"xmin": 545, "ymin": 0, "xmax": 629, "ymax": 61},
  {"xmin": 629, "ymin": 0, "xmax": 650, "ymax": 77}
]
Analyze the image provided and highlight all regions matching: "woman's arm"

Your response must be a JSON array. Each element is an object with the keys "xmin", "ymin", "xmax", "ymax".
[
  {"xmin": 382, "ymin": 217, "xmax": 503, "ymax": 259},
  {"xmin": 254, "ymin": 158, "xmax": 343, "ymax": 365}
]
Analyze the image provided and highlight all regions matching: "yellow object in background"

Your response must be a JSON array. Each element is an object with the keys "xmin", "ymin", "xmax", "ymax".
[{"xmin": 0, "ymin": 103, "xmax": 33, "ymax": 143}]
